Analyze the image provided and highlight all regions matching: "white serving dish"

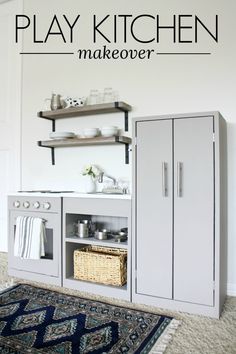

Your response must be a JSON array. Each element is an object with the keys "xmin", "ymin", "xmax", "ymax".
[
  {"xmin": 49, "ymin": 132, "xmax": 75, "ymax": 140},
  {"xmin": 101, "ymin": 126, "xmax": 118, "ymax": 137},
  {"xmin": 83, "ymin": 128, "xmax": 99, "ymax": 138}
]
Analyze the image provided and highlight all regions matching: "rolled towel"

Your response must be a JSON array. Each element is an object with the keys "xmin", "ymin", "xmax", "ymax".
[{"xmin": 14, "ymin": 216, "xmax": 46, "ymax": 260}]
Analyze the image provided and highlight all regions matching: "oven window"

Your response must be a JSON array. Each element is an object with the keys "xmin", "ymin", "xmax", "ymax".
[
  {"xmin": 14, "ymin": 226, "xmax": 54, "ymax": 260},
  {"xmin": 42, "ymin": 228, "xmax": 53, "ymax": 260}
]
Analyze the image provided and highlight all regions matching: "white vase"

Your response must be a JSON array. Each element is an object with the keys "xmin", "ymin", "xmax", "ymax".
[{"xmin": 84, "ymin": 176, "xmax": 96, "ymax": 193}]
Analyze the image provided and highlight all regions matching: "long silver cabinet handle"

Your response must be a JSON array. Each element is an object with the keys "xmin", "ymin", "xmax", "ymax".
[
  {"xmin": 177, "ymin": 162, "xmax": 183, "ymax": 197},
  {"xmin": 162, "ymin": 162, "xmax": 168, "ymax": 197}
]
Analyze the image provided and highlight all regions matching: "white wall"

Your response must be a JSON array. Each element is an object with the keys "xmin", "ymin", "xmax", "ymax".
[
  {"xmin": 20, "ymin": 0, "xmax": 236, "ymax": 294},
  {"xmin": 0, "ymin": 0, "xmax": 22, "ymax": 251}
]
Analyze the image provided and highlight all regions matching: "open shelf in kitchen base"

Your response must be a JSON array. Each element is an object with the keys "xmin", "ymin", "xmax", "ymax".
[{"xmin": 63, "ymin": 197, "xmax": 131, "ymax": 301}]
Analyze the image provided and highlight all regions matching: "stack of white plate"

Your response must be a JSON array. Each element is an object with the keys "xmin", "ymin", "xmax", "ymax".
[{"xmin": 49, "ymin": 132, "xmax": 75, "ymax": 140}]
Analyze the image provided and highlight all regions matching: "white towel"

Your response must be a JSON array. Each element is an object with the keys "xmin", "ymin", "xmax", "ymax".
[{"xmin": 14, "ymin": 216, "xmax": 46, "ymax": 260}]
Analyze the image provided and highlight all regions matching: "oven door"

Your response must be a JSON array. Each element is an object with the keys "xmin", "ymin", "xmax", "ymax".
[{"xmin": 8, "ymin": 211, "xmax": 61, "ymax": 277}]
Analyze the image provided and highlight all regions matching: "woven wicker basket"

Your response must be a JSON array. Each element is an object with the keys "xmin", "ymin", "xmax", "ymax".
[{"xmin": 74, "ymin": 245, "xmax": 127, "ymax": 286}]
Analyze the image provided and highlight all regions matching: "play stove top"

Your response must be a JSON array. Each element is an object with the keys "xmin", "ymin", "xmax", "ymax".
[{"xmin": 18, "ymin": 190, "xmax": 75, "ymax": 194}]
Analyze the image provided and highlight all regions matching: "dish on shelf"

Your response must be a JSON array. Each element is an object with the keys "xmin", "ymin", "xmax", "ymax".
[
  {"xmin": 111, "ymin": 231, "xmax": 127, "ymax": 243},
  {"xmin": 113, "ymin": 236, "xmax": 127, "ymax": 243},
  {"xmin": 49, "ymin": 132, "xmax": 75, "ymax": 140},
  {"xmin": 83, "ymin": 128, "xmax": 99, "ymax": 138},
  {"xmin": 101, "ymin": 126, "xmax": 118, "ymax": 137}
]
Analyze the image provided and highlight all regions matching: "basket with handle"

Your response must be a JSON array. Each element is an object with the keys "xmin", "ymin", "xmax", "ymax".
[{"xmin": 74, "ymin": 245, "xmax": 127, "ymax": 286}]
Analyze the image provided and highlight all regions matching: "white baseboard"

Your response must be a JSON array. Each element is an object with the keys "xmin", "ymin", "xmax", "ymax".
[{"xmin": 227, "ymin": 283, "xmax": 236, "ymax": 296}]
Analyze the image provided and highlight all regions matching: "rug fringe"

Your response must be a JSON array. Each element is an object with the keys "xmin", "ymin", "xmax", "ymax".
[
  {"xmin": 0, "ymin": 279, "xmax": 15, "ymax": 293},
  {"xmin": 150, "ymin": 319, "xmax": 181, "ymax": 354}
]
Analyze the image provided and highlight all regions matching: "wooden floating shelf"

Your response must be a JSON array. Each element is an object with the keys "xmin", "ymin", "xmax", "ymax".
[
  {"xmin": 38, "ymin": 135, "xmax": 131, "ymax": 148},
  {"xmin": 38, "ymin": 101, "xmax": 132, "ymax": 120},
  {"xmin": 37, "ymin": 101, "xmax": 132, "ymax": 164}
]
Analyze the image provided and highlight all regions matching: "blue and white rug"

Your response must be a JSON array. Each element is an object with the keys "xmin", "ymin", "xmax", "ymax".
[{"xmin": 0, "ymin": 284, "xmax": 180, "ymax": 353}]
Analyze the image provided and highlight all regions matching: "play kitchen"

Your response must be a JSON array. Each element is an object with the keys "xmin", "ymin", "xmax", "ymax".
[{"xmin": 8, "ymin": 109, "xmax": 227, "ymax": 317}]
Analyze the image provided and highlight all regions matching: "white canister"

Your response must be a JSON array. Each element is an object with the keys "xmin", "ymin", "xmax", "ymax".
[{"xmin": 78, "ymin": 220, "xmax": 89, "ymax": 238}]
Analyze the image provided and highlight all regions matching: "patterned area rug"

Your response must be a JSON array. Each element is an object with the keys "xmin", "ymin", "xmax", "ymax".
[{"xmin": 0, "ymin": 284, "xmax": 179, "ymax": 353}]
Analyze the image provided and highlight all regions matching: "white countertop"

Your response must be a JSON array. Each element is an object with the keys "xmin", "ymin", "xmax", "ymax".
[
  {"xmin": 8, "ymin": 192, "xmax": 131, "ymax": 200},
  {"xmin": 62, "ymin": 192, "xmax": 131, "ymax": 199}
]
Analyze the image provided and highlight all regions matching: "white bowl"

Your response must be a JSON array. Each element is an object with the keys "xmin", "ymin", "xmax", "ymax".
[
  {"xmin": 83, "ymin": 128, "xmax": 99, "ymax": 138},
  {"xmin": 101, "ymin": 126, "xmax": 118, "ymax": 137},
  {"xmin": 50, "ymin": 132, "xmax": 75, "ymax": 139}
]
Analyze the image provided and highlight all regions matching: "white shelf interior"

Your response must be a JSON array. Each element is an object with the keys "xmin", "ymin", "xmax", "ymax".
[
  {"xmin": 66, "ymin": 276, "xmax": 128, "ymax": 291},
  {"xmin": 65, "ymin": 236, "xmax": 128, "ymax": 249}
]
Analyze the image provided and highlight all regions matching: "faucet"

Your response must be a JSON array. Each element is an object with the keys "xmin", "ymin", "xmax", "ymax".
[
  {"xmin": 97, "ymin": 172, "xmax": 126, "ymax": 194},
  {"xmin": 97, "ymin": 172, "xmax": 117, "ymax": 186}
]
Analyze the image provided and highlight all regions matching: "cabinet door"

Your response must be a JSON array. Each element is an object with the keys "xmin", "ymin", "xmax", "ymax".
[
  {"xmin": 136, "ymin": 120, "xmax": 173, "ymax": 299},
  {"xmin": 174, "ymin": 117, "xmax": 214, "ymax": 306}
]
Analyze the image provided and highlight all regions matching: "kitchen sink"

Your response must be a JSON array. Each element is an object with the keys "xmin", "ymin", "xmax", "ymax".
[{"xmin": 91, "ymin": 191, "xmax": 124, "ymax": 195}]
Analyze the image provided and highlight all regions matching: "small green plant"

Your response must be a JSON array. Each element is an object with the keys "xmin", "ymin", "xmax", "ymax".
[{"xmin": 82, "ymin": 165, "xmax": 100, "ymax": 179}]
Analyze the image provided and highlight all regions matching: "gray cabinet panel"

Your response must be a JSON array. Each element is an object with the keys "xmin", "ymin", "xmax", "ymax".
[
  {"xmin": 174, "ymin": 117, "xmax": 214, "ymax": 306},
  {"xmin": 136, "ymin": 120, "xmax": 173, "ymax": 299},
  {"xmin": 133, "ymin": 112, "xmax": 227, "ymax": 317}
]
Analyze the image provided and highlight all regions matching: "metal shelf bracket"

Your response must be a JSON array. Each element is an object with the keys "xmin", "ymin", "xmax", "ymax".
[
  {"xmin": 38, "ymin": 141, "xmax": 55, "ymax": 165},
  {"xmin": 38, "ymin": 112, "xmax": 56, "ymax": 132},
  {"xmin": 125, "ymin": 144, "xmax": 129, "ymax": 164},
  {"xmin": 115, "ymin": 102, "xmax": 129, "ymax": 132}
]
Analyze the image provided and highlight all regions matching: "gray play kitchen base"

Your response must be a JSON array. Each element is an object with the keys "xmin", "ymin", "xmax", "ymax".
[
  {"xmin": 8, "ymin": 193, "xmax": 131, "ymax": 301},
  {"xmin": 8, "ymin": 111, "xmax": 227, "ymax": 318}
]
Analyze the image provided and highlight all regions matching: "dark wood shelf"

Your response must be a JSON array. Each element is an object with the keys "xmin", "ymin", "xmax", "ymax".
[
  {"xmin": 38, "ymin": 135, "xmax": 131, "ymax": 148},
  {"xmin": 38, "ymin": 101, "xmax": 131, "ymax": 120}
]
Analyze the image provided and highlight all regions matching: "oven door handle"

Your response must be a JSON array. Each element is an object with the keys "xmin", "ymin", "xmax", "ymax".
[{"xmin": 14, "ymin": 217, "xmax": 48, "ymax": 223}]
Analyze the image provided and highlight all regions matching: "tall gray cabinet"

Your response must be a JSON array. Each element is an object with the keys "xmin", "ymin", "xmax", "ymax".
[{"xmin": 132, "ymin": 112, "xmax": 227, "ymax": 318}]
